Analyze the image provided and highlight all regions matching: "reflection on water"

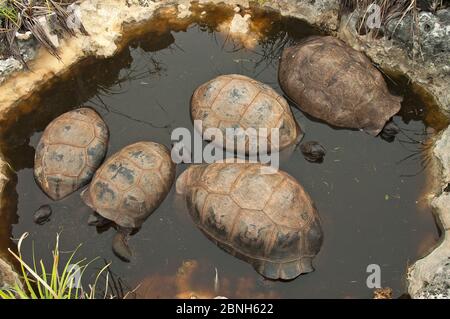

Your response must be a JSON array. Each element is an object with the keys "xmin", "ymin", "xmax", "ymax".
[
  {"xmin": 0, "ymin": 6, "xmax": 446, "ymax": 298},
  {"xmin": 131, "ymin": 260, "xmax": 280, "ymax": 299}
]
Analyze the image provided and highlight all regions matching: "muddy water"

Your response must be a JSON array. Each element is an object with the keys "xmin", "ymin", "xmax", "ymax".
[{"xmin": 0, "ymin": 7, "xmax": 446, "ymax": 298}]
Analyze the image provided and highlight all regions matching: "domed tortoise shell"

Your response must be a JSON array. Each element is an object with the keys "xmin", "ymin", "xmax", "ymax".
[
  {"xmin": 191, "ymin": 74, "xmax": 301, "ymax": 154},
  {"xmin": 81, "ymin": 142, "xmax": 175, "ymax": 229},
  {"xmin": 34, "ymin": 108, "xmax": 109, "ymax": 200},
  {"xmin": 176, "ymin": 162, "xmax": 323, "ymax": 280},
  {"xmin": 278, "ymin": 36, "xmax": 402, "ymax": 135}
]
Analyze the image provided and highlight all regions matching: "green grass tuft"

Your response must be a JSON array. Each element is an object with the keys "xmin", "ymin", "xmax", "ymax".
[{"xmin": 0, "ymin": 232, "xmax": 111, "ymax": 299}]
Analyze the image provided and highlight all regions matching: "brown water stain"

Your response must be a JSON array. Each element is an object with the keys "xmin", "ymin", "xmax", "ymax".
[{"xmin": 131, "ymin": 260, "xmax": 280, "ymax": 299}]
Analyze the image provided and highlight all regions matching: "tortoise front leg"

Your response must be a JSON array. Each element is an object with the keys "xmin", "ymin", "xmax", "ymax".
[{"xmin": 112, "ymin": 227, "xmax": 134, "ymax": 262}]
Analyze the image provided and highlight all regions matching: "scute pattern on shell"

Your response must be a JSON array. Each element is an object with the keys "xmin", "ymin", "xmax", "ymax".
[
  {"xmin": 177, "ymin": 162, "xmax": 323, "ymax": 280},
  {"xmin": 278, "ymin": 36, "xmax": 402, "ymax": 136},
  {"xmin": 81, "ymin": 142, "xmax": 175, "ymax": 229},
  {"xmin": 34, "ymin": 108, "xmax": 109, "ymax": 200},
  {"xmin": 191, "ymin": 74, "xmax": 301, "ymax": 154}
]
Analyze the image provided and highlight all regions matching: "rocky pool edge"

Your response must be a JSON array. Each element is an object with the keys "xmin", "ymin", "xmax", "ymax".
[{"xmin": 0, "ymin": 0, "xmax": 449, "ymax": 298}]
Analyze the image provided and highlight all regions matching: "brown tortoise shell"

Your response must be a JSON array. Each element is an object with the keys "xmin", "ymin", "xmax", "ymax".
[
  {"xmin": 279, "ymin": 36, "xmax": 402, "ymax": 136},
  {"xmin": 191, "ymin": 74, "xmax": 302, "ymax": 155},
  {"xmin": 176, "ymin": 162, "xmax": 323, "ymax": 280},
  {"xmin": 81, "ymin": 142, "xmax": 175, "ymax": 229},
  {"xmin": 34, "ymin": 108, "xmax": 109, "ymax": 200}
]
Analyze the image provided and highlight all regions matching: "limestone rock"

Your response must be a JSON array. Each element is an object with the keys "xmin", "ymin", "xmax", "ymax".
[
  {"xmin": 385, "ymin": 9, "xmax": 450, "ymax": 59},
  {"xmin": 0, "ymin": 37, "xmax": 37, "ymax": 85},
  {"xmin": 414, "ymin": 262, "xmax": 450, "ymax": 299},
  {"xmin": 229, "ymin": 13, "xmax": 252, "ymax": 34},
  {"xmin": 408, "ymin": 127, "xmax": 450, "ymax": 299},
  {"xmin": 0, "ymin": 257, "xmax": 20, "ymax": 289}
]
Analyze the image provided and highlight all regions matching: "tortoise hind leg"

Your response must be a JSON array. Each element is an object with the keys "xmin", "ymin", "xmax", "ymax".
[{"xmin": 88, "ymin": 212, "xmax": 112, "ymax": 228}]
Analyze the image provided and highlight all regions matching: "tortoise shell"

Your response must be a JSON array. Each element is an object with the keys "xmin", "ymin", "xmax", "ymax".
[
  {"xmin": 191, "ymin": 74, "xmax": 301, "ymax": 154},
  {"xmin": 81, "ymin": 142, "xmax": 175, "ymax": 229},
  {"xmin": 34, "ymin": 108, "xmax": 109, "ymax": 200},
  {"xmin": 278, "ymin": 36, "xmax": 402, "ymax": 136},
  {"xmin": 176, "ymin": 162, "xmax": 323, "ymax": 280}
]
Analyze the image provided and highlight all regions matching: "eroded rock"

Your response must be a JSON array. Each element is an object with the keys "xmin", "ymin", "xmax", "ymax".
[
  {"xmin": 0, "ymin": 37, "xmax": 37, "ymax": 85},
  {"xmin": 414, "ymin": 262, "xmax": 450, "ymax": 299},
  {"xmin": 408, "ymin": 127, "xmax": 450, "ymax": 299},
  {"xmin": 229, "ymin": 13, "xmax": 252, "ymax": 34},
  {"xmin": 385, "ymin": 9, "xmax": 450, "ymax": 60},
  {"xmin": 0, "ymin": 257, "xmax": 20, "ymax": 289}
]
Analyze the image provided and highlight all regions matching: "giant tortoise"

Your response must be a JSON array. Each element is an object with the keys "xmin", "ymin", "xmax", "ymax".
[
  {"xmin": 191, "ymin": 74, "xmax": 302, "ymax": 155},
  {"xmin": 81, "ymin": 141, "xmax": 176, "ymax": 261},
  {"xmin": 176, "ymin": 162, "xmax": 323, "ymax": 280},
  {"xmin": 279, "ymin": 36, "xmax": 402, "ymax": 137},
  {"xmin": 34, "ymin": 108, "xmax": 109, "ymax": 200}
]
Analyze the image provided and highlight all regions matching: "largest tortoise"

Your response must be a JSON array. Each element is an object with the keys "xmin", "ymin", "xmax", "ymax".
[
  {"xmin": 278, "ymin": 36, "xmax": 402, "ymax": 136},
  {"xmin": 176, "ymin": 162, "xmax": 323, "ymax": 280}
]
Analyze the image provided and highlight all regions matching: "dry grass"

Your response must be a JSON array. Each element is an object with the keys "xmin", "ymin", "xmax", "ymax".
[
  {"xmin": 340, "ymin": 0, "xmax": 446, "ymax": 30},
  {"xmin": 339, "ymin": 0, "xmax": 447, "ymax": 58},
  {"xmin": 340, "ymin": 1, "xmax": 417, "ymax": 27},
  {"xmin": 0, "ymin": 0, "xmax": 86, "ymax": 63},
  {"xmin": 340, "ymin": 0, "xmax": 445, "ymax": 15}
]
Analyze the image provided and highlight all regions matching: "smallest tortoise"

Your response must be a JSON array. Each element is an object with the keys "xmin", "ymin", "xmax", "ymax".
[
  {"xmin": 81, "ymin": 141, "xmax": 176, "ymax": 261},
  {"xmin": 34, "ymin": 108, "xmax": 109, "ymax": 200},
  {"xmin": 191, "ymin": 74, "xmax": 302, "ymax": 155}
]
